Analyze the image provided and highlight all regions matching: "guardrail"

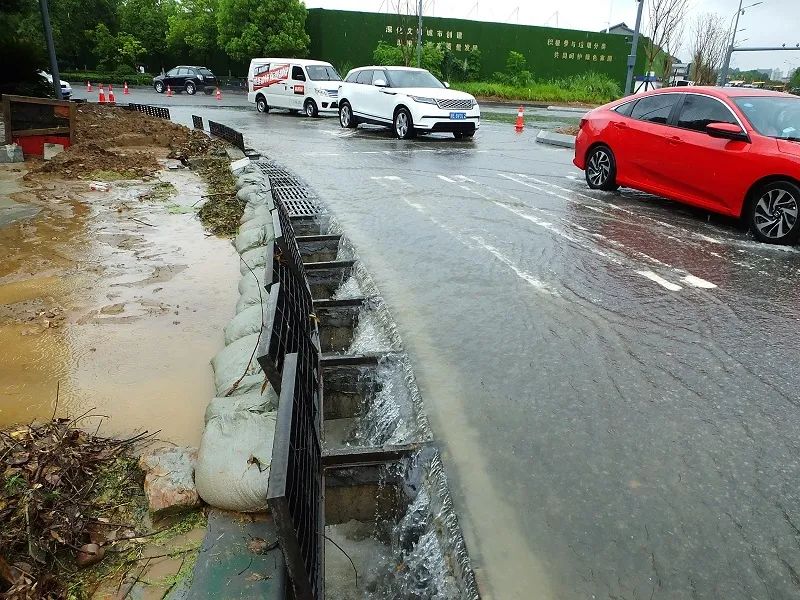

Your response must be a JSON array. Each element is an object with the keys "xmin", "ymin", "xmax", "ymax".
[{"xmin": 126, "ymin": 103, "xmax": 170, "ymax": 120}]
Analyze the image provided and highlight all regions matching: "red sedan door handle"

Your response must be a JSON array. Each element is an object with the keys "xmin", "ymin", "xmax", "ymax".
[
  {"xmin": 612, "ymin": 121, "xmax": 628, "ymax": 129},
  {"xmin": 668, "ymin": 135, "xmax": 681, "ymax": 146}
]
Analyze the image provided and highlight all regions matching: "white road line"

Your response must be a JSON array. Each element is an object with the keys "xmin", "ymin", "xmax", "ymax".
[
  {"xmin": 682, "ymin": 275, "xmax": 718, "ymax": 289},
  {"xmin": 637, "ymin": 271, "xmax": 683, "ymax": 291},
  {"xmin": 397, "ymin": 197, "xmax": 559, "ymax": 296},
  {"xmin": 437, "ymin": 175, "xmax": 457, "ymax": 183}
]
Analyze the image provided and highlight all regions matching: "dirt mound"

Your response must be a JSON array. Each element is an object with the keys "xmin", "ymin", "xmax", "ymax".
[{"xmin": 28, "ymin": 142, "xmax": 159, "ymax": 179}]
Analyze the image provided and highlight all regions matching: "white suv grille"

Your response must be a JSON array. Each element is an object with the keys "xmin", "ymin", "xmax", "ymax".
[{"xmin": 436, "ymin": 98, "xmax": 474, "ymax": 110}]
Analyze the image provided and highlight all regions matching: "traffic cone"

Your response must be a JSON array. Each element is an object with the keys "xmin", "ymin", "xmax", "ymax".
[
  {"xmin": 123, "ymin": 81, "xmax": 129, "ymax": 95},
  {"xmin": 87, "ymin": 81, "xmax": 92, "ymax": 92},
  {"xmin": 166, "ymin": 85, "xmax": 173, "ymax": 97},
  {"xmin": 515, "ymin": 105, "xmax": 525, "ymax": 131},
  {"xmin": 108, "ymin": 84, "xmax": 115, "ymax": 104},
  {"xmin": 215, "ymin": 87, "xmax": 222, "ymax": 101},
  {"xmin": 98, "ymin": 85, "xmax": 106, "ymax": 104}
]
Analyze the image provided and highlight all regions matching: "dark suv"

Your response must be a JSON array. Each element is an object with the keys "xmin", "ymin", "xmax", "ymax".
[{"xmin": 153, "ymin": 66, "xmax": 218, "ymax": 95}]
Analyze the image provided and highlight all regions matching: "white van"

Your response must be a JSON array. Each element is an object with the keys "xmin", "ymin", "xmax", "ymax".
[{"xmin": 247, "ymin": 58, "xmax": 342, "ymax": 117}]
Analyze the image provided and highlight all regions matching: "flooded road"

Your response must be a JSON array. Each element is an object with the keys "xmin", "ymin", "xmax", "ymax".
[
  {"xmin": 0, "ymin": 165, "xmax": 238, "ymax": 445},
  {"xmin": 86, "ymin": 99, "xmax": 800, "ymax": 600}
]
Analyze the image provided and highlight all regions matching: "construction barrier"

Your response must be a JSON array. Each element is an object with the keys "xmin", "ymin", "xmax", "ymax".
[
  {"xmin": 192, "ymin": 115, "xmax": 204, "ymax": 130},
  {"xmin": 208, "ymin": 120, "xmax": 245, "ymax": 151},
  {"xmin": 126, "ymin": 103, "xmax": 171, "ymax": 120},
  {"xmin": 1, "ymin": 95, "xmax": 75, "ymax": 157}
]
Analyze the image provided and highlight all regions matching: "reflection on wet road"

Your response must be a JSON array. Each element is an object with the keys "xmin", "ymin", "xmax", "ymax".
[{"xmin": 150, "ymin": 104, "xmax": 800, "ymax": 597}]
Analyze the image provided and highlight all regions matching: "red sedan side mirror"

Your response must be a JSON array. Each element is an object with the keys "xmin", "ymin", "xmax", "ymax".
[{"xmin": 706, "ymin": 122, "xmax": 749, "ymax": 142}]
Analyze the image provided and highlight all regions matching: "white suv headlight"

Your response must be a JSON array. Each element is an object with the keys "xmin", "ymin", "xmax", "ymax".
[{"xmin": 409, "ymin": 95, "xmax": 437, "ymax": 105}]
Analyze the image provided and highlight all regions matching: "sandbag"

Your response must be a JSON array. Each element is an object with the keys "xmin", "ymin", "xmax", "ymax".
[
  {"xmin": 241, "ymin": 203, "xmax": 270, "ymax": 226},
  {"xmin": 194, "ymin": 410, "xmax": 277, "ymax": 512},
  {"xmin": 235, "ymin": 272, "xmax": 267, "ymax": 314},
  {"xmin": 204, "ymin": 390, "xmax": 279, "ymax": 423},
  {"xmin": 224, "ymin": 373, "xmax": 265, "ymax": 397},
  {"xmin": 240, "ymin": 246, "xmax": 268, "ymax": 274},
  {"xmin": 237, "ymin": 173, "xmax": 266, "ymax": 188},
  {"xmin": 212, "ymin": 333, "xmax": 263, "ymax": 396},
  {"xmin": 234, "ymin": 224, "xmax": 273, "ymax": 254},
  {"xmin": 227, "ymin": 303, "xmax": 263, "ymax": 343}
]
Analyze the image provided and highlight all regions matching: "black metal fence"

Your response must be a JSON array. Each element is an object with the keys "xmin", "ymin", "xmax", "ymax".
[
  {"xmin": 191, "ymin": 114, "xmax": 203, "ymax": 130},
  {"xmin": 268, "ymin": 351, "xmax": 324, "ymax": 600},
  {"xmin": 126, "ymin": 103, "xmax": 170, "ymax": 120},
  {"xmin": 208, "ymin": 119, "xmax": 245, "ymax": 151}
]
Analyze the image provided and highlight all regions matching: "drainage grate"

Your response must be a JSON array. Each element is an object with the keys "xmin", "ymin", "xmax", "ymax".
[
  {"xmin": 127, "ymin": 103, "xmax": 170, "ymax": 120},
  {"xmin": 272, "ymin": 201, "xmax": 310, "ymax": 287},
  {"xmin": 256, "ymin": 279, "xmax": 316, "ymax": 393},
  {"xmin": 254, "ymin": 160, "xmax": 321, "ymax": 217},
  {"xmin": 254, "ymin": 161, "xmax": 294, "ymax": 179},
  {"xmin": 208, "ymin": 120, "xmax": 245, "ymax": 151},
  {"xmin": 268, "ymin": 351, "xmax": 324, "ymax": 600},
  {"xmin": 191, "ymin": 115, "xmax": 203, "ymax": 130}
]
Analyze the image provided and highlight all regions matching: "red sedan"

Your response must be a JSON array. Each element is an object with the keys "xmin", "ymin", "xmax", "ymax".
[{"xmin": 573, "ymin": 87, "xmax": 800, "ymax": 244}]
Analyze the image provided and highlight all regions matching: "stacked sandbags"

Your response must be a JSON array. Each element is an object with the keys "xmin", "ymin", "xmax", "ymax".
[{"xmin": 195, "ymin": 160, "xmax": 282, "ymax": 513}]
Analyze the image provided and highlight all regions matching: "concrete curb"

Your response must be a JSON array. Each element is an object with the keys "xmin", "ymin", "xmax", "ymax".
[
  {"xmin": 547, "ymin": 105, "xmax": 590, "ymax": 113},
  {"xmin": 535, "ymin": 130, "xmax": 576, "ymax": 149}
]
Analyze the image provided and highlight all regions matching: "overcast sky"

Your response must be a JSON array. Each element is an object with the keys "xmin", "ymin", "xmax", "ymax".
[{"xmin": 306, "ymin": 0, "xmax": 800, "ymax": 74}]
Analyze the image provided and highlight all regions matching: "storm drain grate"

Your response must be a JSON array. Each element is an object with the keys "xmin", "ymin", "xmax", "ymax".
[
  {"xmin": 126, "ymin": 103, "xmax": 170, "ymax": 120},
  {"xmin": 272, "ymin": 200, "xmax": 311, "ymax": 288},
  {"xmin": 268, "ymin": 350, "xmax": 323, "ymax": 600},
  {"xmin": 208, "ymin": 120, "xmax": 245, "ymax": 151},
  {"xmin": 254, "ymin": 161, "xmax": 294, "ymax": 179}
]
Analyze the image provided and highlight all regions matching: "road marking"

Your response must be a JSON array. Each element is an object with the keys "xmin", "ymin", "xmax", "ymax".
[
  {"xmin": 437, "ymin": 175, "xmax": 457, "ymax": 183},
  {"xmin": 637, "ymin": 270, "xmax": 683, "ymax": 291},
  {"xmin": 682, "ymin": 275, "xmax": 717, "ymax": 289}
]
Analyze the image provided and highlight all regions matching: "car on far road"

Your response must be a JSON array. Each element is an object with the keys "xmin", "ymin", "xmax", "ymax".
[
  {"xmin": 338, "ymin": 66, "xmax": 480, "ymax": 139},
  {"xmin": 38, "ymin": 71, "xmax": 72, "ymax": 99},
  {"xmin": 153, "ymin": 66, "xmax": 218, "ymax": 95},
  {"xmin": 574, "ymin": 87, "xmax": 800, "ymax": 245}
]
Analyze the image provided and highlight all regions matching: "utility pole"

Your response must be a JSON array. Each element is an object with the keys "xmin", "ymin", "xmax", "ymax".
[
  {"xmin": 719, "ymin": 0, "xmax": 744, "ymax": 86},
  {"xmin": 38, "ymin": 0, "xmax": 62, "ymax": 99},
  {"xmin": 416, "ymin": 0, "xmax": 423, "ymax": 67},
  {"xmin": 624, "ymin": 0, "xmax": 644, "ymax": 96}
]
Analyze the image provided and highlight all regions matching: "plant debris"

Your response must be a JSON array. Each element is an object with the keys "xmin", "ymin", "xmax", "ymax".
[
  {"xmin": 195, "ymin": 159, "xmax": 243, "ymax": 237},
  {"xmin": 0, "ymin": 417, "xmax": 156, "ymax": 599}
]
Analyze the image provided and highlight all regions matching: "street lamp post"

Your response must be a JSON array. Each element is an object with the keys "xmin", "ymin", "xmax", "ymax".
[
  {"xmin": 624, "ymin": 0, "xmax": 645, "ymax": 96},
  {"xmin": 416, "ymin": 0, "xmax": 423, "ymax": 67},
  {"xmin": 718, "ymin": 0, "xmax": 764, "ymax": 85},
  {"xmin": 38, "ymin": 0, "xmax": 62, "ymax": 99}
]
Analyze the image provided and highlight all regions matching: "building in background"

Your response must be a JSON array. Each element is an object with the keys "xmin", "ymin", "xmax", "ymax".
[
  {"xmin": 305, "ymin": 9, "xmax": 648, "ymax": 89},
  {"xmin": 604, "ymin": 23, "xmax": 636, "ymax": 36}
]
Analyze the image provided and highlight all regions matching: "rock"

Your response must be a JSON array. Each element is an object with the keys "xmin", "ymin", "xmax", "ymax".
[
  {"xmin": 76, "ymin": 543, "xmax": 105, "ymax": 568},
  {"xmin": 0, "ymin": 144, "xmax": 24, "ymax": 164},
  {"xmin": 43, "ymin": 143, "xmax": 64, "ymax": 160},
  {"xmin": 138, "ymin": 447, "xmax": 201, "ymax": 517}
]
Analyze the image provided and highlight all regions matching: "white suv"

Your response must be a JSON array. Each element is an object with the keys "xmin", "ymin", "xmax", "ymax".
[{"xmin": 338, "ymin": 66, "xmax": 480, "ymax": 139}]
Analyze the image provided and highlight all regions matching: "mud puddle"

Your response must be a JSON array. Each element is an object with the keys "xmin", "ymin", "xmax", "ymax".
[{"xmin": 0, "ymin": 164, "xmax": 238, "ymax": 445}]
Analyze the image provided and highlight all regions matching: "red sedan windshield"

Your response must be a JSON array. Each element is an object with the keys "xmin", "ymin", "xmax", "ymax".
[{"xmin": 734, "ymin": 96, "xmax": 800, "ymax": 140}]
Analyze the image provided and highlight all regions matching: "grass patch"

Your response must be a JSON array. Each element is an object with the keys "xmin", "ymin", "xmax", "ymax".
[
  {"xmin": 195, "ymin": 158, "xmax": 243, "ymax": 237},
  {"xmin": 481, "ymin": 111, "xmax": 581, "ymax": 125},
  {"xmin": 88, "ymin": 169, "xmax": 140, "ymax": 181},
  {"xmin": 454, "ymin": 73, "xmax": 621, "ymax": 105}
]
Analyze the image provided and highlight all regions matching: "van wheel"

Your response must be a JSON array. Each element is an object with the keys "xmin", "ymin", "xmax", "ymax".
[
  {"xmin": 304, "ymin": 99, "xmax": 318, "ymax": 118},
  {"xmin": 256, "ymin": 96, "xmax": 268, "ymax": 113},
  {"xmin": 394, "ymin": 107, "xmax": 415, "ymax": 139},
  {"xmin": 339, "ymin": 102, "xmax": 357, "ymax": 128}
]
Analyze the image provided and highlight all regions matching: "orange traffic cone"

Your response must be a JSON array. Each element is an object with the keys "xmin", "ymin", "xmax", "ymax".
[
  {"xmin": 108, "ymin": 84, "xmax": 116, "ymax": 104},
  {"xmin": 215, "ymin": 87, "xmax": 222, "ymax": 101},
  {"xmin": 123, "ymin": 81, "xmax": 129, "ymax": 95},
  {"xmin": 87, "ymin": 81, "xmax": 92, "ymax": 92},
  {"xmin": 98, "ymin": 87, "xmax": 106, "ymax": 103},
  {"xmin": 515, "ymin": 106, "xmax": 525, "ymax": 131},
  {"xmin": 166, "ymin": 85, "xmax": 173, "ymax": 97}
]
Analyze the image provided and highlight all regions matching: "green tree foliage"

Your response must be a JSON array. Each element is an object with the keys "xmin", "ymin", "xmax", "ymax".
[
  {"xmin": 791, "ymin": 69, "xmax": 800, "ymax": 89},
  {"xmin": 168, "ymin": 0, "xmax": 219, "ymax": 64},
  {"xmin": 373, "ymin": 41, "xmax": 405, "ymax": 66},
  {"xmin": 0, "ymin": 0, "xmax": 51, "ymax": 97},
  {"xmin": 216, "ymin": 0, "xmax": 309, "ymax": 62},
  {"xmin": 118, "ymin": 0, "xmax": 176, "ymax": 70},
  {"xmin": 491, "ymin": 51, "xmax": 533, "ymax": 87}
]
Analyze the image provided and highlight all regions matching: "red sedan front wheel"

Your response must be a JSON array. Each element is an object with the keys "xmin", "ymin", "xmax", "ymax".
[
  {"xmin": 585, "ymin": 145, "xmax": 619, "ymax": 192},
  {"xmin": 749, "ymin": 180, "xmax": 800, "ymax": 245}
]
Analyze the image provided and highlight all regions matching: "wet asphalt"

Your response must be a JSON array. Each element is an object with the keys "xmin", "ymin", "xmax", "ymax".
[{"xmin": 90, "ymin": 89, "xmax": 800, "ymax": 599}]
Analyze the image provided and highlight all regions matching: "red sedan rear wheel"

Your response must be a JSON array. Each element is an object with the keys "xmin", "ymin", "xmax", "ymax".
[{"xmin": 585, "ymin": 145, "xmax": 619, "ymax": 191}]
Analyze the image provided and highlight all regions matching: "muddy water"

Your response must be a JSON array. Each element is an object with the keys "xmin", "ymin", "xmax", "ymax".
[{"xmin": 0, "ymin": 165, "xmax": 238, "ymax": 445}]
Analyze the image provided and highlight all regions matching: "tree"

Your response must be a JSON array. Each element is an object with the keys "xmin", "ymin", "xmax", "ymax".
[
  {"xmin": 118, "ymin": 0, "xmax": 176, "ymax": 71},
  {"xmin": 790, "ymin": 69, "xmax": 800, "ymax": 89},
  {"xmin": 689, "ymin": 13, "xmax": 728, "ymax": 85},
  {"xmin": 643, "ymin": 0, "xmax": 689, "ymax": 79},
  {"xmin": 168, "ymin": 0, "xmax": 219, "ymax": 64},
  {"xmin": 217, "ymin": 0, "xmax": 309, "ymax": 62},
  {"xmin": 387, "ymin": 0, "xmax": 419, "ymax": 67},
  {"xmin": 118, "ymin": 34, "xmax": 147, "ymax": 69}
]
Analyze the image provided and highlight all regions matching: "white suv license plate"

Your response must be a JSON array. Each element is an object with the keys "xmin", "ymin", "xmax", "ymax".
[{"xmin": 449, "ymin": 112, "xmax": 467, "ymax": 120}]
